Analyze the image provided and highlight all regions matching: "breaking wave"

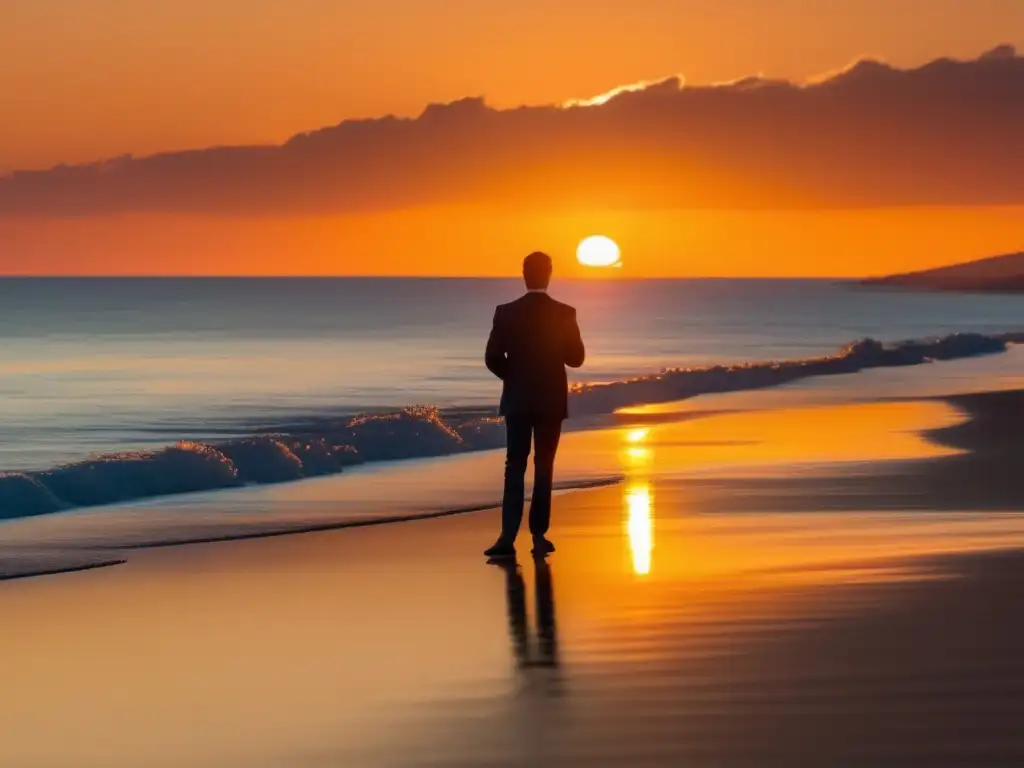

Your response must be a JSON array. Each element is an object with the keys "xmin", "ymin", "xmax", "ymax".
[{"xmin": 0, "ymin": 331, "xmax": 1019, "ymax": 521}]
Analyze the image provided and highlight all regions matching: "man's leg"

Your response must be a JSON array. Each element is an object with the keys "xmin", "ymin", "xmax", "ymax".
[
  {"xmin": 499, "ymin": 414, "xmax": 533, "ymax": 543},
  {"xmin": 528, "ymin": 418, "xmax": 562, "ymax": 538}
]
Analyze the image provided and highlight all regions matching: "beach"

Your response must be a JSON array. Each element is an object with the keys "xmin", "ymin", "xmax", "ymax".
[
  {"xmin": 5, "ymin": 13, "xmax": 1024, "ymax": 768},
  {"xmin": 2, "ymin": 380, "xmax": 1023, "ymax": 766}
]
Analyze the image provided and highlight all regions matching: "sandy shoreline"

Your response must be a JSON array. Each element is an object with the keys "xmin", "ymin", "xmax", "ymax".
[{"xmin": 1, "ymin": 388, "xmax": 1022, "ymax": 765}]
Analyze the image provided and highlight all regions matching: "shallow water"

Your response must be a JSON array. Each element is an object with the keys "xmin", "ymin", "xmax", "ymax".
[
  {"xmin": 0, "ymin": 391, "xmax": 967, "ymax": 579},
  {"xmin": 1, "ymin": 277, "xmax": 1020, "ymax": 470}
]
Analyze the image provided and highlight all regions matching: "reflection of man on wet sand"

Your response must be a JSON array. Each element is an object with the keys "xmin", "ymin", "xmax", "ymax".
[{"xmin": 489, "ymin": 555, "xmax": 560, "ymax": 673}]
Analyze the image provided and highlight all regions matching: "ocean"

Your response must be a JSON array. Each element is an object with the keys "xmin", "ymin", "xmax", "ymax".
[{"xmin": 0, "ymin": 277, "xmax": 1020, "ymax": 519}]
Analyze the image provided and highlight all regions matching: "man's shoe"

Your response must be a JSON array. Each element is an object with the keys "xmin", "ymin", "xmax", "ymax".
[
  {"xmin": 484, "ymin": 540, "xmax": 516, "ymax": 558},
  {"xmin": 531, "ymin": 536, "xmax": 556, "ymax": 555}
]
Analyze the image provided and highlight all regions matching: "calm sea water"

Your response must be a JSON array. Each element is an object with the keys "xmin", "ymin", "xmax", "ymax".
[{"xmin": 0, "ymin": 277, "xmax": 1020, "ymax": 471}]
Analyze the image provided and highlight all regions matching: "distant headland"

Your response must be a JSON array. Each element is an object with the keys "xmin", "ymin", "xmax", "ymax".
[{"xmin": 862, "ymin": 252, "xmax": 1024, "ymax": 293}]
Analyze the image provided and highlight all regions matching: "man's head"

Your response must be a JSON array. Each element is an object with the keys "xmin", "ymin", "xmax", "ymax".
[{"xmin": 523, "ymin": 251, "xmax": 553, "ymax": 290}]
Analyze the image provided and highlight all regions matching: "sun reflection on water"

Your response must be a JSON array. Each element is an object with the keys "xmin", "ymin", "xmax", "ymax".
[
  {"xmin": 625, "ymin": 428, "xmax": 649, "ymax": 444},
  {"xmin": 621, "ymin": 427, "xmax": 655, "ymax": 576},
  {"xmin": 625, "ymin": 445, "xmax": 652, "ymax": 463},
  {"xmin": 625, "ymin": 482, "xmax": 653, "ymax": 575}
]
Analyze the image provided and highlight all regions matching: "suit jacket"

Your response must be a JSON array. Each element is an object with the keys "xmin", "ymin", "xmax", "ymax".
[{"xmin": 485, "ymin": 292, "xmax": 585, "ymax": 420}]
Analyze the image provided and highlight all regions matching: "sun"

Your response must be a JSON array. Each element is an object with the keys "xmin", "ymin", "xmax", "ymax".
[{"xmin": 576, "ymin": 235, "xmax": 621, "ymax": 268}]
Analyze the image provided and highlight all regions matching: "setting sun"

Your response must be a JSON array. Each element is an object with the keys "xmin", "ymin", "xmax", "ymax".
[{"xmin": 577, "ymin": 235, "xmax": 621, "ymax": 268}]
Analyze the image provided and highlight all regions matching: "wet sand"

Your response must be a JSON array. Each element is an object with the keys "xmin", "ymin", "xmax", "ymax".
[
  {"xmin": 1, "ymin": 391, "xmax": 1022, "ymax": 766},
  {"xmin": 682, "ymin": 388, "xmax": 1024, "ymax": 513}
]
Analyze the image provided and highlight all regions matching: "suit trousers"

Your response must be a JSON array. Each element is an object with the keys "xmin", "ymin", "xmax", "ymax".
[{"xmin": 501, "ymin": 413, "xmax": 563, "ymax": 541}]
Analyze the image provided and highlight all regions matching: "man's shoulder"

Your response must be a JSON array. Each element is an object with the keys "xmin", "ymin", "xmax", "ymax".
[
  {"xmin": 498, "ymin": 294, "xmax": 575, "ymax": 315},
  {"xmin": 547, "ymin": 296, "xmax": 577, "ymax": 315},
  {"xmin": 497, "ymin": 294, "xmax": 534, "ymax": 312}
]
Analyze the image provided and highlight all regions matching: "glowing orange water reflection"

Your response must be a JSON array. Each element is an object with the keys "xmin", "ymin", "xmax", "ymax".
[{"xmin": 622, "ymin": 427, "xmax": 655, "ymax": 575}]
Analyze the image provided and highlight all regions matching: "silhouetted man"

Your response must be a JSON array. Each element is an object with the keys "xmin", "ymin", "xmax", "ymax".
[{"xmin": 484, "ymin": 251, "xmax": 585, "ymax": 557}]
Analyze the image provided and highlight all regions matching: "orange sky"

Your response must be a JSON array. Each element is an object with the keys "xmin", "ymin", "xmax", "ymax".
[
  {"xmin": 3, "ymin": 0, "xmax": 1023, "ymax": 172},
  {"xmin": 2, "ymin": 206, "xmax": 1022, "ymax": 278},
  {"xmin": 2, "ymin": 0, "xmax": 1023, "ymax": 276}
]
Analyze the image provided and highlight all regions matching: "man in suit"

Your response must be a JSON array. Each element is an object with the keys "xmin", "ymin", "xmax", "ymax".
[{"xmin": 484, "ymin": 251, "xmax": 585, "ymax": 557}]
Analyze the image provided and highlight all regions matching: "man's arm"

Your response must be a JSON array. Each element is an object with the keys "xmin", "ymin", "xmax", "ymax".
[
  {"xmin": 485, "ymin": 307, "xmax": 508, "ymax": 379},
  {"xmin": 564, "ymin": 308, "xmax": 585, "ymax": 369}
]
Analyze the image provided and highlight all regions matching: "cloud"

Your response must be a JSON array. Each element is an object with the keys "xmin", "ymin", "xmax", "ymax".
[{"xmin": 2, "ymin": 45, "xmax": 1024, "ymax": 216}]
